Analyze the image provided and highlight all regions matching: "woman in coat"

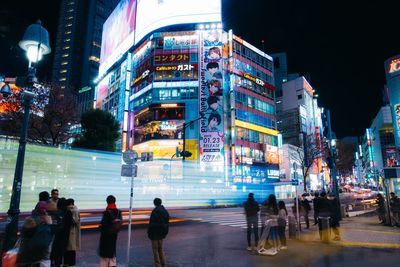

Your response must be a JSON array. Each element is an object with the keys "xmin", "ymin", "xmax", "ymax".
[{"xmin": 64, "ymin": 198, "xmax": 81, "ymax": 267}]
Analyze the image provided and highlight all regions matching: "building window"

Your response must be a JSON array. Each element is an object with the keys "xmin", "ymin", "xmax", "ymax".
[
  {"xmin": 65, "ymin": 31, "xmax": 72, "ymax": 35},
  {"xmin": 92, "ymin": 41, "xmax": 101, "ymax": 48},
  {"xmin": 59, "ymin": 70, "xmax": 68, "ymax": 74},
  {"xmin": 67, "ymin": 16, "xmax": 73, "ymax": 20},
  {"xmin": 66, "ymin": 23, "xmax": 73, "ymax": 27},
  {"xmin": 297, "ymin": 94, "xmax": 302, "ymax": 100},
  {"xmin": 61, "ymin": 86, "xmax": 66, "ymax": 89},
  {"xmin": 62, "ymin": 53, "xmax": 69, "ymax": 58},
  {"xmin": 89, "ymin": 56, "xmax": 100, "ymax": 62},
  {"xmin": 68, "ymin": 9, "xmax": 74, "ymax": 12},
  {"xmin": 59, "ymin": 77, "xmax": 67, "ymax": 81},
  {"xmin": 61, "ymin": 61, "xmax": 69, "ymax": 65},
  {"xmin": 63, "ymin": 46, "xmax": 70, "ymax": 50},
  {"xmin": 64, "ymin": 38, "xmax": 71, "ymax": 42}
]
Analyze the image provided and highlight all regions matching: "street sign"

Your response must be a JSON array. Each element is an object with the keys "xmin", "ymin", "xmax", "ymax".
[
  {"xmin": 291, "ymin": 179, "xmax": 299, "ymax": 186},
  {"xmin": 121, "ymin": 164, "xmax": 138, "ymax": 177},
  {"xmin": 123, "ymin": 150, "xmax": 138, "ymax": 165}
]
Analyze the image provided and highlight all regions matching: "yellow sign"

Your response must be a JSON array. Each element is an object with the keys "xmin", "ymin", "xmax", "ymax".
[
  {"xmin": 235, "ymin": 120, "xmax": 279, "ymax": 136},
  {"xmin": 389, "ymin": 58, "xmax": 400, "ymax": 73}
]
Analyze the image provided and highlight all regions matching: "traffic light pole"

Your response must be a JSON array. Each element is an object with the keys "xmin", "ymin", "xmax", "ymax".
[
  {"xmin": 326, "ymin": 109, "xmax": 341, "ymax": 220},
  {"xmin": 182, "ymin": 115, "xmax": 205, "ymax": 161}
]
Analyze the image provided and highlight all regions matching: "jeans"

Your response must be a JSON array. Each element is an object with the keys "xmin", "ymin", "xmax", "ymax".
[
  {"xmin": 246, "ymin": 216, "xmax": 259, "ymax": 247},
  {"xmin": 277, "ymin": 225, "xmax": 286, "ymax": 246},
  {"xmin": 151, "ymin": 239, "xmax": 166, "ymax": 267}
]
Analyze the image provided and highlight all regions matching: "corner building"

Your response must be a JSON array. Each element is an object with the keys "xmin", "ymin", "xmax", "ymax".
[{"xmin": 95, "ymin": 0, "xmax": 279, "ymax": 196}]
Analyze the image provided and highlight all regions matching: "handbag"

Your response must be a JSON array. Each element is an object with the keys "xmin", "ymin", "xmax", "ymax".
[{"xmin": 2, "ymin": 238, "xmax": 21, "ymax": 267}]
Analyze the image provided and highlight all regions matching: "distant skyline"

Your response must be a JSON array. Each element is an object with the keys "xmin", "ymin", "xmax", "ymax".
[{"xmin": 1, "ymin": 0, "xmax": 399, "ymax": 138}]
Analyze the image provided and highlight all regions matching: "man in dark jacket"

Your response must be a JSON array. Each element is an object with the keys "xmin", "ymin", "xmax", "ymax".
[
  {"xmin": 243, "ymin": 193, "xmax": 260, "ymax": 251},
  {"xmin": 148, "ymin": 198, "xmax": 170, "ymax": 267}
]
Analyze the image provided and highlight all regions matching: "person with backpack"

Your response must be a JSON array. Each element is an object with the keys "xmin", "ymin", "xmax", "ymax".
[
  {"xmin": 99, "ymin": 195, "xmax": 122, "ymax": 267},
  {"xmin": 148, "ymin": 198, "xmax": 170, "ymax": 267}
]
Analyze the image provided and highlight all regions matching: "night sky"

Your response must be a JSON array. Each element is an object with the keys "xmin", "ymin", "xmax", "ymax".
[{"xmin": 1, "ymin": 0, "xmax": 398, "ymax": 138}]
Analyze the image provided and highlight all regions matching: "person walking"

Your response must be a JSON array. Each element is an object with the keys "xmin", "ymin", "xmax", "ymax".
[
  {"xmin": 99, "ymin": 195, "xmax": 122, "ymax": 267},
  {"xmin": 243, "ymin": 193, "xmax": 260, "ymax": 251},
  {"xmin": 258, "ymin": 194, "xmax": 279, "ymax": 255},
  {"xmin": 376, "ymin": 193, "xmax": 386, "ymax": 224},
  {"xmin": 148, "ymin": 198, "xmax": 170, "ymax": 267},
  {"xmin": 277, "ymin": 201, "xmax": 288, "ymax": 249},
  {"xmin": 64, "ymin": 198, "xmax": 81, "ymax": 267},
  {"xmin": 329, "ymin": 194, "xmax": 341, "ymax": 241},
  {"xmin": 389, "ymin": 192, "xmax": 400, "ymax": 227}
]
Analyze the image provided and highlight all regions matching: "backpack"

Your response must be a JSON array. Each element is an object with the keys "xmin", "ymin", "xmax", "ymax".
[{"xmin": 108, "ymin": 210, "xmax": 122, "ymax": 234}]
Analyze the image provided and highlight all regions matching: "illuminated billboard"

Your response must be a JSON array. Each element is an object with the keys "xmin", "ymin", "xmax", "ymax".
[
  {"xmin": 135, "ymin": 0, "xmax": 221, "ymax": 45},
  {"xmin": 99, "ymin": 0, "xmax": 137, "ymax": 77},
  {"xmin": 95, "ymin": 74, "xmax": 110, "ymax": 109}
]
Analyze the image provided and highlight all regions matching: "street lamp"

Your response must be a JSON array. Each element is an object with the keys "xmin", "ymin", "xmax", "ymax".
[{"xmin": 1, "ymin": 20, "xmax": 51, "ymax": 252}]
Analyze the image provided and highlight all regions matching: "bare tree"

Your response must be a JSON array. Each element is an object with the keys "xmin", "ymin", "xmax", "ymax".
[
  {"xmin": 291, "ymin": 134, "xmax": 324, "ymax": 191},
  {"xmin": 1, "ymin": 83, "xmax": 79, "ymax": 146}
]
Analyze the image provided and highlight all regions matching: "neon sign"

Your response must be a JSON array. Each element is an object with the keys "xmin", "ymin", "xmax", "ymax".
[{"xmin": 388, "ymin": 58, "xmax": 400, "ymax": 74}]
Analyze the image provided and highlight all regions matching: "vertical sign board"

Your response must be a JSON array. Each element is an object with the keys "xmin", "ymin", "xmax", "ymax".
[{"xmin": 199, "ymin": 29, "xmax": 224, "ymax": 163}]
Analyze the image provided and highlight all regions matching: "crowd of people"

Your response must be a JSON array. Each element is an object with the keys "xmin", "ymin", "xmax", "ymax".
[
  {"xmin": 8, "ymin": 190, "xmax": 170, "ymax": 267},
  {"xmin": 376, "ymin": 192, "xmax": 400, "ymax": 227},
  {"xmin": 244, "ymin": 191, "xmax": 342, "ymax": 256}
]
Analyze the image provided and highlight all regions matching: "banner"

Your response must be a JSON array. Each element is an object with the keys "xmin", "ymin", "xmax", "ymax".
[{"xmin": 199, "ymin": 30, "xmax": 224, "ymax": 163}]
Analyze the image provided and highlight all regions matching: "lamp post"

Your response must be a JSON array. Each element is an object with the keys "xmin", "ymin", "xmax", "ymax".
[{"xmin": 1, "ymin": 20, "xmax": 51, "ymax": 252}]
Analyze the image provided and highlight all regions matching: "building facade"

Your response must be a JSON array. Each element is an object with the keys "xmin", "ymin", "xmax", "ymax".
[
  {"xmin": 52, "ymin": 0, "xmax": 119, "ymax": 113},
  {"xmin": 94, "ymin": 0, "xmax": 280, "ymax": 196}
]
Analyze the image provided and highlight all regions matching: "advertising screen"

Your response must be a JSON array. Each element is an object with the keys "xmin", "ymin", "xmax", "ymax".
[
  {"xmin": 99, "ymin": 0, "xmax": 137, "ymax": 77},
  {"xmin": 135, "ymin": 0, "xmax": 221, "ymax": 45},
  {"xmin": 95, "ymin": 74, "xmax": 110, "ymax": 109}
]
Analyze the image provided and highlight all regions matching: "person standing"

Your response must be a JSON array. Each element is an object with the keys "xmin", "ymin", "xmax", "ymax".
[
  {"xmin": 376, "ymin": 193, "xmax": 386, "ymax": 224},
  {"xmin": 148, "ymin": 198, "xmax": 170, "ymax": 267},
  {"xmin": 99, "ymin": 195, "xmax": 122, "ymax": 267},
  {"xmin": 64, "ymin": 198, "xmax": 81, "ymax": 267},
  {"xmin": 313, "ymin": 192, "xmax": 320, "ymax": 225},
  {"xmin": 389, "ymin": 192, "xmax": 400, "ymax": 227},
  {"xmin": 301, "ymin": 197, "xmax": 311, "ymax": 229},
  {"xmin": 51, "ymin": 198, "xmax": 68, "ymax": 267},
  {"xmin": 329, "ymin": 194, "xmax": 341, "ymax": 241},
  {"xmin": 243, "ymin": 193, "xmax": 260, "ymax": 251},
  {"xmin": 277, "ymin": 201, "xmax": 288, "ymax": 249}
]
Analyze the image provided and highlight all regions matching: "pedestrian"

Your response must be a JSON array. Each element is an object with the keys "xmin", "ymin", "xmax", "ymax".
[
  {"xmin": 277, "ymin": 201, "xmax": 288, "ymax": 249},
  {"xmin": 317, "ymin": 191, "xmax": 332, "ymax": 240},
  {"xmin": 376, "ymin": 193, "xmax": 386, "ymax": 224},
  {"xmin": 313, "ymin": 192, "xmax": 320, "ymax": 225},
  {"xmin": 389, "ymin": 192, "xmax": 400, "ymax": 227},
  {"xmin": 33, "ymin": 191, "xmax": 52, "ymax": 225},
  {"xmin": 292, "ymin": 197, "xmax": 305, "ymax": 231},
  {"xmin": 301, "ymin": 196, "xmax": 311, "ymax": 229},
  {"xmin": 99, "ymin": 195, "xmax": 122, "ymax": 267},
  {"xmin": 258, "ymin": 194, "xmax": 279, "ymax": 255},
  {"xmin": 64, "ymin": 198, "xmax": 81, "ymax": 267},
  {"xmin": 148, "ymin": 198, "xmax": 170, "ymax": 267},
  {"xmin": 51, "ymin": 198, "xmax": 69, "ymax": 267},
  {"xmin": 329, "ymin": 194, "xmax": 341, "ymax": 241},
  {"xmin": 243, "ymin": 193, "xmax": 260, "ymax": 251}
]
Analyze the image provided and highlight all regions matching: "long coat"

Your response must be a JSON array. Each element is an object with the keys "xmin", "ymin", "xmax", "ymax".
[
  {"xmin": 98, "ymin": 208, "xmax": 122, "ymax": 258},
  {"xmin": 67, "ymin": 206, "xmax": 81, "ymax": 251}
]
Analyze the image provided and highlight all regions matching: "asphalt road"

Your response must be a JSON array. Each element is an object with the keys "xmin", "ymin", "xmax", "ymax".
[{"xmin": 78, "ymin": 220, "xmax": 400, "ymax": 267}]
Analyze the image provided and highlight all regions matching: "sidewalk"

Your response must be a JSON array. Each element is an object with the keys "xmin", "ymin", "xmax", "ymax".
[{"xmin": 298, "ymin": 212, "xmax": 400, "ymax": 249}]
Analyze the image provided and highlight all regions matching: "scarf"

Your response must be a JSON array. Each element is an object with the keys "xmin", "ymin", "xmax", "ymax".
[{"xmin": 106, "ymin": 203, "xmax": 117, "ymax": 210}]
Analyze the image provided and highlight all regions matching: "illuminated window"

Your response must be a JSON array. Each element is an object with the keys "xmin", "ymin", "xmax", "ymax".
[
  {"xmin": 63, "ymin": 46, "xmax": 70, "ymax": 50},
  {"xmin": 67, "ymin": 1, "xmax": 74, "ymax": 5},
  {"xmin": 61, "ymin": 86, "xmax": 66, "ymax": 89},
  {"xmin": 65, "ymin": 31, "xmax": 72, "ymax": 35},
  {"xmin": 67, "ymin": 16, "xmax": 73, "ymax": 20},
  {"xmin": 89, "ymin": 56, "xmax": 100, "ymax": 62},
  {"xmin": 62, "ymin": 54, "xmax": 69, "ymax": 58},
  {"xmin": 59, "ymin": 70, "xmax": 68, "ymax": 74},
  {"xmin": 68, "ymin": 9, "xmax": 74, "ymax": 12},
  {"xmin": 59, "ymin": 77, "xmax": 67, "ymax": 81},
  {"xmin": 61, "ymin": 61, "xmax": 69, "ymax": 65},
  {"xmin": 64, "ymin": 38, "xmax": 71, "ymax": 42},
  {"xmin": 66, "ymin": 23, "xmax": 72, "ymax": 27}
]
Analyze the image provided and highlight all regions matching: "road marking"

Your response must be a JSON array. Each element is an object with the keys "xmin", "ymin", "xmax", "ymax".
[
  {"xmin": 339, "ymin": 241, "xmax": 400, "ymax": 249},
  {"xmin": 341, "ymin": 227, "xmax": 400, "ymax": 235}
]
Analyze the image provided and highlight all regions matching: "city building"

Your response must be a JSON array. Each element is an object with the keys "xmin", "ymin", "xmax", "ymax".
[
  {"xmin": 52, "ymin": 0, "xmax": 119, "ymax": 113},
  {"xmin": 360, "ymin": 106, "xmax": 395, "ymax": 184},
  {"xmin": 276, "ymin": 76, "xmax": 325, "ymax": 190},
  {"xmin": 94, "ymin": 0, "xmax": 280, "ymax": 197}
]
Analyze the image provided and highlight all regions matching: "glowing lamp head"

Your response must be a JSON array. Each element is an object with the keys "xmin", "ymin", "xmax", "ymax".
[{"xmin": 19, "ymin": 20, "xmax": 51, "ymax": 63}]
